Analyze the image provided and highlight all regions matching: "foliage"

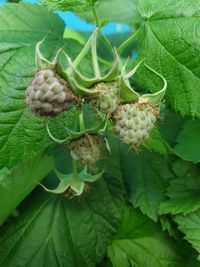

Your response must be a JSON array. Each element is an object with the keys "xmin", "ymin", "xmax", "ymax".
[{"xmin": 0, "ymin": 0, "xmax": 200, "ymax": 266}]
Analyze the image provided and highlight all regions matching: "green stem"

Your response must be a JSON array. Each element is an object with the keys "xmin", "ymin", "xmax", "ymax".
[
  {"xmin": 92, "ymin": 5, "xmax": 100, "ymax": 27},
  {"xmin": 72, "ymin": 159, "xmax": 78, "ymax": 180},
  {"xmin": 79, "ymin": 112, "xmax": 85, "ymax": 132},
  {"xmin": 117, "ymin": 28, "xmax": 140, "ymax": 54}
]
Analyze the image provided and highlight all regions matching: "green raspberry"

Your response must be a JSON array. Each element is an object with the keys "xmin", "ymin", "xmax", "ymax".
[
  {"xmin": 94, "ymin": 82, "xmax": 119, "ymax": 114},
  {"xmin": 115, "ymin": 103, "xmax": 158, "ymax": 147}
]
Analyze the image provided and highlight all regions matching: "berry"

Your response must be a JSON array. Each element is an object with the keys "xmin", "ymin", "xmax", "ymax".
[
  {"xmin": 26, "ymin": 69, "xmax": 74, "ymax": 116},
  {"xmin": 94, "ymin": 82, "xmax": 119, "ymax": 114},
  {"xmin": 114, "ymin": 103, "xmax": 158, "ymax": 147},
  {"xmin": 70, "ymin": 135, "xmax": 103, "ymax": 167}
]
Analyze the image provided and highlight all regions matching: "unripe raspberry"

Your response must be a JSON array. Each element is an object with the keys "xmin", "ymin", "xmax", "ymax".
[
  {"xmin": 114, "ymin": 103, "xmax": 158, "ymax": 147},
  {"xmin": 26, "ymin": 69, "xmax": 74, "ymax": 116},
  {"xmin": 94, "ymin": 82, "xmax": 119, "ymax": 114},
  {"xmin": 70, "ymin": 135, "xmax": 103, "ymax": 167}
]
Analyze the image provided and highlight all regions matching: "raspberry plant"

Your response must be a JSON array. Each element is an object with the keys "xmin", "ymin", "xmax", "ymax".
[{"xmin": 0, "ymin": 0, "xmax": 200, "ymax": 266}]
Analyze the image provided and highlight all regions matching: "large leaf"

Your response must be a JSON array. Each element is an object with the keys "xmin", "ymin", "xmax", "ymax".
[
  {"xmin": 174, "ymin": 120, "xmax": 200, "ymax": 163},
  {"xmin": 175, "ymin": 211, "xmax": 200, "ymax": 261},
  {"xmin": 158, "ymin": 108, "xmax": 185, "ymax": 146},
  {"xmin": 0, "ymin": 3, "xmax": 81, "ymax": 168},
  {"xmin": 0, "ymin": 153, "xmax": 54, "ymax": 225},
  {"xmin": 79, "ymin": 0, "xmax": 139, "ymax": 24},
  {"xmin": 160, "ymin": 162, "xmax": 200, "ymax": 215},
  {"xmin": 120, "ymin": 147, "xmax": 173, "ymax": 221},
  {"xmin": 108, "ymin": 207, "xmax": 199, "ymax": 267},
  {"xmin": 0, "ymin": 175, "xmax": 125, "ymax": 267},
  {"xmin": 39, "ymin": 0, "xmax": 98, "ymax": 12},
  {"xmin": 136, "ymin": 0, "xmax": 200, "ymax": 117}
]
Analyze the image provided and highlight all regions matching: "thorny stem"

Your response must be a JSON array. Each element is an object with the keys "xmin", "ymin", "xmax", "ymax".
[{"xmin": 118, "ymin": 28, "xmax": 140, "ymax": 54}]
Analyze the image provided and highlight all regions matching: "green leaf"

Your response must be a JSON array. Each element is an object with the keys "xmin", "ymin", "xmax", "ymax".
[
  {"xmin": 144, "ymin": 127, "xmax": 171, "ymax": 157},
  {"xmin": 79, "ymin": 0, "xmax": 140, "ymax": 24},
  {"xmin": 108, "ymin": 207, "xmax": 199, "ymax": 267},
  {"xmin": 0, "ymin": 3, "xmax": 82, "ymax": 168},
  {"xmin": 39, "ymin": 0, "xmax": 98, "ymax": 12},
  {"xmin": 160, "ymin": 163, "xmax": 200, "ymax": 215},
  {"xmin": 136, "ymin": 0, "xmax": 200, "ymax": 117},
  {"xmin": 0, "ymin": 153, "xmax": 54, "ymax": 225},
  {"xmin": 120, "ymin": 147, "xmax": 173, "ymax": 221},
  {"xmin": 0, "ymin": 175, "xmax": 125, "ymax": 267},
  {"xmin": 175, "ymin": 211, "xmax": 200, "ymax": 261},
  {"xmin": 158, "ymin": 108, "xmax": 185, "ymax": 146},
  {"xmin": 174, "ymin": 120, "xmax": 200, "ymax": 163}
]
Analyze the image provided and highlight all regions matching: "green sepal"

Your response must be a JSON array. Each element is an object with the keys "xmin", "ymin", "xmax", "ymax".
[
  {"xmin": 119, "ymin": 59, "xmax": 145, "ymax": 102},
  {"xmin": 46, "ymin": 115, "xmax": 108, "ymax": 144},
  {"xmin": 35, "ymin": 35, "xmax": 62, "ymax": 69},
  {"xmin": 64, "ymin": 115, "xmax": 107, "ymax": 139},
  {"xmin": 101, "ymin": 48, "xmax": 120, "ymax": 82},
  {"xmin": 141, "ymin": 63, "xmax": 167, "ymax": 105},
  {"xmin": 65, "ymin": 53, "xmax": 97, "ymax": 87},
  {"xmin": 39, "ymin": 167, "xmax": 103, "ymax": 196},
  {"xmin": 68, "ymin": 77, "xmax": 101, "ymax": 97},
  {"xmin": 119, "ymin": 75, "xmax": 140, "ymax": 102}
]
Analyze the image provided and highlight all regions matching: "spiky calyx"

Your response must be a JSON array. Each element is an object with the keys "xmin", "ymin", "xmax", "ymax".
[
  {"xmin": 26, "ymin": 69, "xmax": 74, "ymax": 116},
  {"xmin": 70, "ymin": 135, "xmax": 103, "ymax": 167},
  {"xmin": 114, "ymin": 103, "xmax": 159, "ymax": 147},
  {"xmin": 94, "ymin": 82, "xmax": 119, "ymax": 114}
]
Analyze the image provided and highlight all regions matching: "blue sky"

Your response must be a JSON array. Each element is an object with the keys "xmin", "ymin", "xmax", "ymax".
[{"xmin": 0, "ymin": 0, "xmax": 131, "ymax": 34}]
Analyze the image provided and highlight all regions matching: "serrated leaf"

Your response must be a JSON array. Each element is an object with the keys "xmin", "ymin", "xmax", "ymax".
[
  {"xmin": 120, "ymin": 147, "xmax": 173, "ymax": 221},
  {"xmin": 175, "ymin": 211, "xmax": 200, "ymax": 261},
  {"xmin": 108, "ymin": 207, "xmax": 199, "ymax": 267},
  {"xmin": 0, "ymin": 175, "xmax": 125, "ymax": 267},
  {"xmin": 174, "ymin": 120, "xmax": 200, "ymax": 163},
  {"xmin": 39, "ymin": 0, "xmax": 98, "ymax": 12},
  {"xmin": 160, "ymin": 164, "xmax": 200, "ymax": 215},
  {"xmin": 158, "ymin": 108, "xmax": 185, "ymax": 146},
  {"xmin": 0, "ymin": 3, "xmax": 82, "ymax": 168},
  {"xmin": 0, "ymin": 153, "xmax": 54, "ymax": 225},
  {"xmin": 144, "ymin": 127, "xmax": 171, "ymax": 157},
  {"xmin": 136, "ymin": 0, "xmax": 200, "ymax": 118}
]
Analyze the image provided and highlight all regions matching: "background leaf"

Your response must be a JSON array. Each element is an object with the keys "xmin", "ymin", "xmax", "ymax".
[
  {"xmin": 160, "ymin": 161, "xmax": 200, "ymax": 215},
  {"xmin": 0, "ymin": 3, "xmax": 82, "ymax": 168},
  {"xmin": 0, "ymin": 175, "xmax": 125, "ymax": 267},
  {"xmin": 39, "ymin": 0, "xmax": 98, "ymax": 12},
  {"xmin": 79, "ymin": 0, "xmax": 140, "ymax": 24},
  {"xmin": 120, "ymin": 147, "xmax": 173, "ymax": 221},
  {"xmin": 174, "ymin": 120, "xmax": 200, "ymax": 163},
  {"xmin": 175, "ymin": 210, "xmax": 200, "ymax": 261},
  {"xmin": 108, "ymin": 207, "xmax": 199, "ymax": 267},
  {"xmin": 135, "ymin": 0, "xmax": 200, "ymax": 118},
  {"xmin": 0, "ymin": 153, "xmax": 54, "ymax": 225}
]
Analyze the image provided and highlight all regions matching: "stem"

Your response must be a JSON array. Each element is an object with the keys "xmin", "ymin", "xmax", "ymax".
[
  {"xmin": 72, "ymin": 159, "xmax": 78, "ymax": 180},
  {"xmin": 79, "ymin": 112, "xmax": 85, "ymax": 132},
  {"xmin": 117, "ymin": 28, "xmax": 140, "ymax": 54},
  {"xmin": 92, "ymin": 5, "xmax": 100, "ymax": 27}
]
